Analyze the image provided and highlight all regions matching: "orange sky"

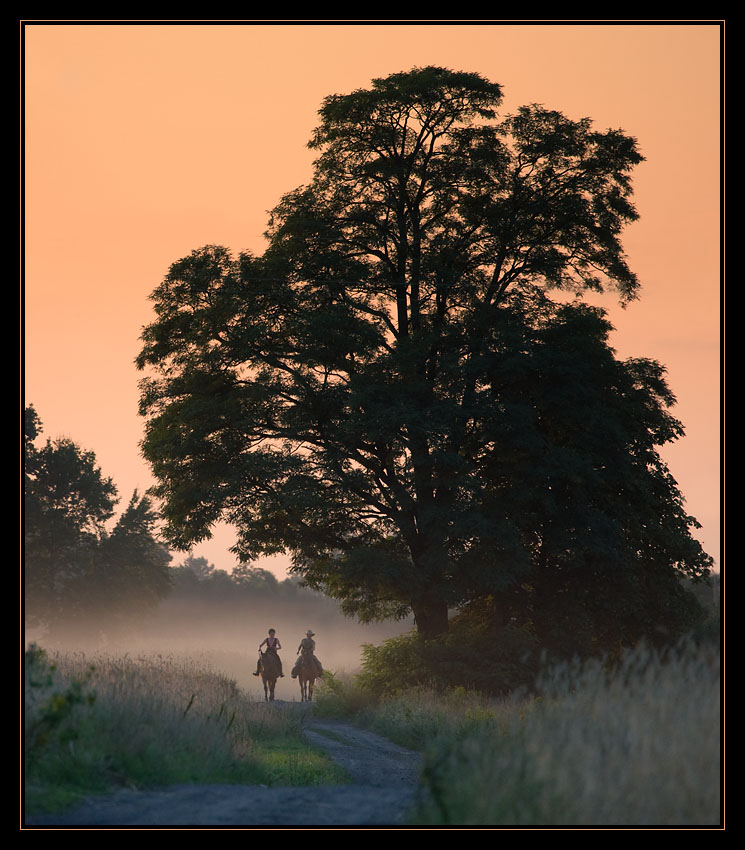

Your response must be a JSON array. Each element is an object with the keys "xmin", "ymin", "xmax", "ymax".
[{"xmin": 23, "ymin": 22, "xmax": 722, "ymax": 575}]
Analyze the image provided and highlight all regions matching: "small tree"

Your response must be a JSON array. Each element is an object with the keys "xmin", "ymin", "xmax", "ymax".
[{"xmin": 24, "ymin": 407, "xmax": 171, "ymax": 639}]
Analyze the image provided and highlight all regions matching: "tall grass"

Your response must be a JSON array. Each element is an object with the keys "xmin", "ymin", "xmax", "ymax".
[
  {"xmin": 322, "ymin": 640, "xmax": 721, "ymax": 826},
  {"xmin": 24, "ymin": 645, "xmax": 346, "ymax": 815},
  {"xmin": 422, "ymin": 642, "xmax": 721, "ymax": 826}
]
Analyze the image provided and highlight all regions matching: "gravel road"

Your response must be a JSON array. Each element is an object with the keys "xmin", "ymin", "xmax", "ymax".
[{"xmin": 24, "ymin": 707, "xmax": 423, "ymax": 828}]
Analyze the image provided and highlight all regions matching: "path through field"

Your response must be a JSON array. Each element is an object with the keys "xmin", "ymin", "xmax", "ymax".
[{"xmin": 25, "ymin": 708, "xmax": 423, "ymax": 828}]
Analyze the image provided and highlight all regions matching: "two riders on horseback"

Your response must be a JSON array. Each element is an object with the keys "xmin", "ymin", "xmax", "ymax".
[{"xmin": 253, "ymin": 627, "xmax": 324, "ymax": 683}]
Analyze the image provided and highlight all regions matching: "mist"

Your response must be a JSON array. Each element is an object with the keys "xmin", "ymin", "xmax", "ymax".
[{"xmin": 26, "ymin": 584, "xmax": 414, "ymax": 700}]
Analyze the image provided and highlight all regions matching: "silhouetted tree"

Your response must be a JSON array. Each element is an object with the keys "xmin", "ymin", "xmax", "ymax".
[
  {"xmin": 137, "ymin": 67, "xmax": 711, "ymax": 644},
  {"xmin": 24, "ymin": 407, "xmax": 171, "ymax": 639}
]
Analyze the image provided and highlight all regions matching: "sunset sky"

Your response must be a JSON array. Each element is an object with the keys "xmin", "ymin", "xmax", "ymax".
[{"xmin": 23, "ymin": 21, "xmax": 722, "ymax": 575}]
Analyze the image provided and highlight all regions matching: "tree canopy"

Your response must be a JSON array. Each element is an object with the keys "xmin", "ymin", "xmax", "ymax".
[
  {"xmin": 24, "ymin": 406, "xmax": 172, "ymax": 640},
  {"xmin": 137, "ymin": 67, "xmax": 711, "ymax": 645}
]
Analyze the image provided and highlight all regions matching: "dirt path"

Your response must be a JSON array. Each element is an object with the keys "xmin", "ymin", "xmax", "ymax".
[{"xmin": 24, "ymin": 708, "xmax": 423, "ymax": 828}]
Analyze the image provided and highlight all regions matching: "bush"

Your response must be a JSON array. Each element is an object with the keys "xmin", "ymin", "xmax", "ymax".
[
  {"xmin": 356, "ymin": 610, "xmax": 540, "ymax": 698},
  {"xmin": 25, "ymin": 644, "xmax": 97, "ymax": 767},
  {"xmin": 313, "ymin": 670, "xmax": 378, "ymax": 718}
]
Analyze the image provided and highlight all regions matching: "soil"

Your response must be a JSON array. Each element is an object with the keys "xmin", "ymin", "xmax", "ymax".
[{"xmin": 24, "ymin": 704, "xmax": 423, "ymax": 829}]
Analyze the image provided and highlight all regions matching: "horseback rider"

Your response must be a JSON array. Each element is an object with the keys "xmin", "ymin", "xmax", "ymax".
[
  {"xmin": 291, "ymin": 629, "xmax": 324, "ymax": 678},
  {"xmin": 253, "ymin": 628, "xmax": 284, "ymax": 677}
]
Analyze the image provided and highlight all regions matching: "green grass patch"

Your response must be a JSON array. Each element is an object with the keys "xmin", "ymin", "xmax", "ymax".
[
  {"xmin": 24, "ymin": 645, "xmax": 347, "ymax": 816},
  {"xmin": 252, "ymin": 739, "xmax": 349, "ymax": 786}
]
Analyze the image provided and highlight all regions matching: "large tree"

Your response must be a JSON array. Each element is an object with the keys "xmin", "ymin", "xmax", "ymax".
[{"xmin": 137, "ymin": 67, "xmax": 711, "ymax": 640}]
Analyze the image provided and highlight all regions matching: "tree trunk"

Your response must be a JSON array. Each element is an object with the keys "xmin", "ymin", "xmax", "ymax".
[
  {"xmin": 411, "ymin": 598, "xmax": 450, "ymax": 639},
  {"xmin": 408, "ymin": 524, "xmax": 450, "ymax": 638}
]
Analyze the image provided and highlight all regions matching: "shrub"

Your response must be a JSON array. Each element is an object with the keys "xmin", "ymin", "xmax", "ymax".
[
  {"xmin": 356, "ymin": 611, "xmax": 540, "ymax": 698},
  {"xmin": 25, "ymin": 644, "xmax": 97, "ymax": 766},
  {"xmin": 313, "ymin": 670, "xmax": 378, "ymax": 718}
]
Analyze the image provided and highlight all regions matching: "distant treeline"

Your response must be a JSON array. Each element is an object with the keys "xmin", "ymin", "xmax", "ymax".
[
  {"xmin": 140, "ymin": 553, "xmax": 407, "ymax": 654},
  {"xmin": 169, "ymin": 554, "xmax": 305, "ymax": 598}
]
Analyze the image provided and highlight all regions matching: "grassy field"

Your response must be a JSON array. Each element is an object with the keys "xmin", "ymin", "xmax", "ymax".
[
  {"xmin": 315, "ymin": 639, "xmax": 721, "ymax": 826},
  {"xmin": 24, "ymin": 645, "xmax": 347, "ymax": 816},
  {"xmin": 25, "ymin": 635, "xmax": 721, "ymax": 826}
]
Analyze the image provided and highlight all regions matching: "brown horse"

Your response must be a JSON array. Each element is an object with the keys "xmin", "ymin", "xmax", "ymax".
[
  {"xmin": 296, "ymin": 652, "xmax": 320, "ymax": 702},
  {"xmin": 258, "ymin": 650, "xmax": 281, "ymax": 701}
]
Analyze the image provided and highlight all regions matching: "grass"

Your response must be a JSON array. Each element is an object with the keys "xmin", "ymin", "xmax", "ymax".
[
  {"xmin": 28, "ymin": 636, "xmax": 720, "ymax": 826},
  {"xmin": 24, "ymin": 645, "xmax": 347, "ymax": 816},
  {"xmin": 315, "ymin": 639, "xmax": 721, "ymax": 827}
]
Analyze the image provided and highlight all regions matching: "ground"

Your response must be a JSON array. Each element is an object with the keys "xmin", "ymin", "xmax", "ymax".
[{"xmin": 24, "ymin": 708, "xmax": 422, "ymax": 828}]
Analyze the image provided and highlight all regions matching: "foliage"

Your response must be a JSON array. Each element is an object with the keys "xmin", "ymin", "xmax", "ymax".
[
  {"xmin": 313, "ymin": 670, "xmax": 379, "ymax": 719},
  {"xmin": 136, "ymin": 66, "xmax": 712, "ymax": 646},
  {"xmin": 24, "ymin": 406, "xmax": 172, "ymax": 640},
  {"xmin": 24, "ymin": 646, "xmax": 347, "ymax": 815},
  {"xmin": 25, "ymin": 644, "xmax": 97, "ymax": 767},
  {"xmin": 355, "ymin": 606, "xmax": 540, "ymax": 698}
]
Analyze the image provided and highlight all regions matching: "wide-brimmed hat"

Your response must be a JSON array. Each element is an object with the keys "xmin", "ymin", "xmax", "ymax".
[{"xmin": 306, "ymin": 629, "xmax": 315, "ymax": 636}]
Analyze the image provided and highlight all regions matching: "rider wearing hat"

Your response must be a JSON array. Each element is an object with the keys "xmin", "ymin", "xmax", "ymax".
[{"xmin": 291, "ymin": 629, "xmax": 324, "ymax": 678}]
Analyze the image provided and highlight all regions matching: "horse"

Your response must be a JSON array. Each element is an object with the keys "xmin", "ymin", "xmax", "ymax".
[
  {"xmin": 257, "ymin": 650, "xmax": 281, "ymax": 701},
  {"xmin": 296, "ymin": 652, "xmax": 320, "ymax": 702}
]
